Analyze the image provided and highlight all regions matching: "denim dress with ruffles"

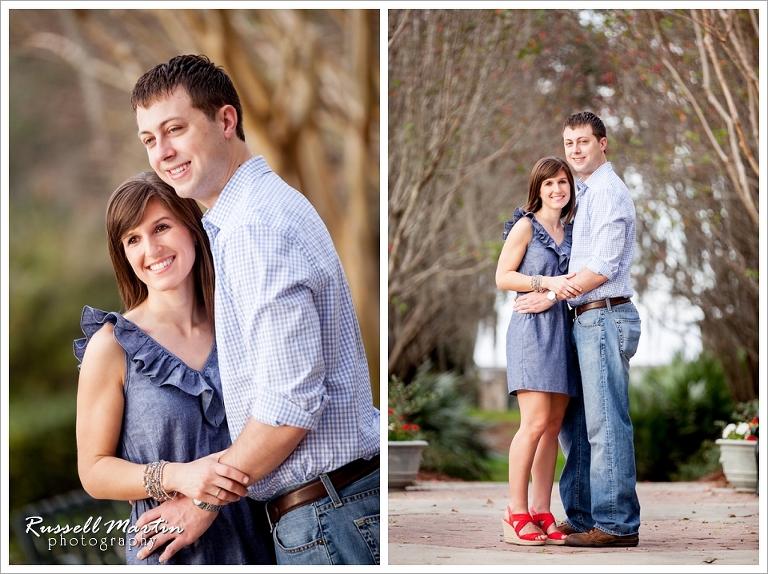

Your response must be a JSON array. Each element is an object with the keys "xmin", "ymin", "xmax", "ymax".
[
  {"xmin": 74, "ymin": 306, "xmax": 273, "ymax": 565},
  {"xmin": 502, "ymin": 208, "xmax": 579, "ymax": 397}
]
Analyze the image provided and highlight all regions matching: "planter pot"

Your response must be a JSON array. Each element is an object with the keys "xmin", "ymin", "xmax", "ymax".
[
  {"xmin": 388, "ymin": 440, "xmax": 428, "ymax": 489},
  {"xmin": 716, "ymin": 439, "xmax": 758, "ymax": 493}
]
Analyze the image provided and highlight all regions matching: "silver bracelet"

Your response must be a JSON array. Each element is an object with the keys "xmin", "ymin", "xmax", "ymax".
[{"xmin": 530, "ymin": 274, "xmax": 543, "ymax": 293}]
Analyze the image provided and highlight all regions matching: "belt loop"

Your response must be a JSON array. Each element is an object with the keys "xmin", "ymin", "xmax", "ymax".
[
  {"xmin": 319, "ymin": 473, "xmax": 343, "ymax": 508},
  {"xmin": 265, "ymin": 503, "xmax": 276, "ymax": 533},
  {"xmin": 605, "ymin": 297, "xmax": 612, "ymax": 311}
]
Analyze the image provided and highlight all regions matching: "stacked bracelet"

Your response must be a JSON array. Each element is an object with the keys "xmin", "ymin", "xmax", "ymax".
[
  {"xmin": 142, "ymin": 460, "xmax": 177, "ymax": 502},
  {"xmin": 530, "ymin": 275, "xmax": 544, "ymax": 293}
]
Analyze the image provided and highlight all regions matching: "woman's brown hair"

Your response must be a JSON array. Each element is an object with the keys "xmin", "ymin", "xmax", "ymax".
[
  {"xmin": 523, "ymin": 157, "xmax": 576, "ymax": 224},
  {"xmin": 105, "ymin": 172, "xmax": 215, "ymax": 326}
]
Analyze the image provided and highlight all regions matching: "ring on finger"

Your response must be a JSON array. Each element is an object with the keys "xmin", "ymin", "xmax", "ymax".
[{"xmin": 216, "ymin": 487, "xmax": 222, "ymax": 498}]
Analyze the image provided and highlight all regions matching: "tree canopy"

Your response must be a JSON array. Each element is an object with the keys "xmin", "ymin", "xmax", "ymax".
[{"xmin": 388, "ymin": 8, "xmax": 759, "ymax": 401}]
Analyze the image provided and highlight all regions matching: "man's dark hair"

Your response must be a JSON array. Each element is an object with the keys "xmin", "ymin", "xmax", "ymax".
[
  {"xmin": 562, "ymin": 111, "xmax": 606, "ymax": 142},
  {"xmin": 131, "ymin": 54, "xmax": 245, "ymax": 142}
]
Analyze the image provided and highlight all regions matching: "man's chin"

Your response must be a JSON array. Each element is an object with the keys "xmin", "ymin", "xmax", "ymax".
[
  {"xmin": 167, "ymin": 181, "xmax": 191, "ymax": 198},
  {"xmin": 570, "ymin": 164, "xmax": 589, "ymax": 176}
]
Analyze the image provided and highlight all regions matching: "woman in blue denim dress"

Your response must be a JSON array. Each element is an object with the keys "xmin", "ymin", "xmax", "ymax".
[
  {"xmin": 495, "ymin": 157, "xmax": 581, "ymax": 546},
  {"xmin": 74, "ymin": 172, "xmax": 274, "ymax": 565}
]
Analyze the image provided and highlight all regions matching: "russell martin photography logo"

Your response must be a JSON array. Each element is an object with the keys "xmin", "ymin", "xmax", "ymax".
[{"xmin": 24, "ymin": 515, "xmax": 184, "ymax": 553}]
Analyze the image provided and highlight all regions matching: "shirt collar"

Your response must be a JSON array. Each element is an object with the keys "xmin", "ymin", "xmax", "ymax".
[
  {"xmin": 577, "ymin": 161, "xmax": 612, "ymax": 195},
  {"xmin": 202, "ymin": 156, "xmax": 272, "ymax": 230}
]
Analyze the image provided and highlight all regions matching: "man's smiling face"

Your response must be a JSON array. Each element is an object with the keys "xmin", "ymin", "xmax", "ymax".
[
  {"xmin": 563, "ymin": 124, "xmax": 606, "ymax": 181},
  {"xmin": 136, "ymin": 87, "xmax": 231, "ymax": 209}
]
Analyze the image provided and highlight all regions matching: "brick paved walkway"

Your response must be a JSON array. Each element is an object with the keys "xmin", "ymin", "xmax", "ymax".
[{"xmin": 388, "ymin": 480, "xmax": 761, "ymax": 566}]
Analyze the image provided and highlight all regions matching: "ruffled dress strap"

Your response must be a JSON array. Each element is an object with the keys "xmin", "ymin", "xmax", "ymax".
[
  {"xmin": 73, "ymin": 305, "xmax": 224, "ymax": 427},
  {"xmin": 502, "ymin": 206, "xmax": 531, "ymax": 240},
  {"xmin": 502, "ymin": 208, "xmax": 572, "ymax": 274}
]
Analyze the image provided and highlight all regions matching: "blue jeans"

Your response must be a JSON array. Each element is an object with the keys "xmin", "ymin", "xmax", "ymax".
[
  {"xmin": 559, "ymin": 301, "xmax": 642, "ymax": 536},
  {"xmin": 265, "ymin": 468, "xmax": 380, "ymax": 565}
]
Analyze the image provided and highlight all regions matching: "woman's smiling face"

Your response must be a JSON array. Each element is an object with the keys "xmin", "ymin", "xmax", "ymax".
[
  {"xmin": 122, "ymin": 197, "xmax": 197, "ymax": 295},
  {"xmin": 539, "ymin": 168, "xmax": 571, "ymax": 211}
]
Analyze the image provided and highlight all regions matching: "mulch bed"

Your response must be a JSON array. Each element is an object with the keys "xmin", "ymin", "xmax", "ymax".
[
  {"xmin": 695, "ymin": 468, "xmax": 729, "ymax": 488},
  {"xmin": 415, "ymin": 469, "xmax": 466, "ymax": 482}
]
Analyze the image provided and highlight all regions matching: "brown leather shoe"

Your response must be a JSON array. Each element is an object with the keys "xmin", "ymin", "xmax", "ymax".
[
  {"xmin": 556, "ymin": 522, "xmax": 579, "ymax": 536},
  {"xmin": 564, "ymin": 527, "xmax": 639, "ymax": 547}
]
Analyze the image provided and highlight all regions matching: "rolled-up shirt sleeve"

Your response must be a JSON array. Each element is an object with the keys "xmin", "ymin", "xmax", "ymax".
[
  {"xmin": 219, "ymin": 224, "xmax": 329, "ymax": 430},
  {"xmin": 202, "ymin": 156, "xmax": 379, "ymax": 500},
  {"xmin": 585, "ymin": 187, "xmax": 628, "ymax": 280}
]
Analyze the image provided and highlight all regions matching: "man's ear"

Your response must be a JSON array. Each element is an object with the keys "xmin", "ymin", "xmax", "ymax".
[{"xmin": 219, "ymin": 105, "xmax": 239, "ymax": 139}]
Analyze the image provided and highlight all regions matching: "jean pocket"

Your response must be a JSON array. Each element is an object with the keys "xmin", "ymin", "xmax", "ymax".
[
  {"xmin": 617, "ymin": 318, "xmax": 641, "ymax": 359},
  {"xmin": 354, "ymin": 514, "xmax": 380, "ymax": 565},
  {"xmin": 575, "ymin": 309, "xmax": 603, "ymax": 328},
  {"xmin": 273, "ymin": 505, "xmax": 328, "ymax": 564}
]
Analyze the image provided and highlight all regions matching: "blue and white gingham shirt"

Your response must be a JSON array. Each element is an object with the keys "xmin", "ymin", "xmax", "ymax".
[
  {"xmin": 567, "ymin": 162, "xmax": 636, "ymax": 307},
  {"xmin": 202, "ymin": 156, "xmax": 380, "ymax": 501}
]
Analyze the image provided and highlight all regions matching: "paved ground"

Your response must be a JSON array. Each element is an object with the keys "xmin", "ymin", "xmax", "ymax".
[{"xmin": 388, "ymin": 480, "xmax": 762, "ymax": 567}]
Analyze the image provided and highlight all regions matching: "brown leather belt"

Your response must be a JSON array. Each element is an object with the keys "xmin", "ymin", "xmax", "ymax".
[
  {"xmin": 266, "ymin": 455, "xmax": 379, "ymax": 524},
  {"xmin": 574, "ymin": 297, "xmax": 631, "ymax": 318}
]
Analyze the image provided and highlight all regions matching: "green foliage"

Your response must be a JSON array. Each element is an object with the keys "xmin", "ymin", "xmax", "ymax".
[
  {"xmin": 717, "ymin": 399, "xmax": 759, "ymax": 440},
  {"xmin": 388, "ymin": 373, "xmax": 437, "ymax": 441},
  {"xmin": 468, "ymin": 407, "xmax": 520, "ymax": 424},
  {"xmin": 390, "ymin": 295, "xmax": 408, "ymax": 316},
  {"xmin": 729, "ymin": 399, "xmax": 760, "ymax": 426},
  {"xmin": 8, "ymin": 203, "xmax": 121, "ymax": 512},
  {"xmin": 10, "ymin": 204, "xmax": 121, "ymax": 400},
  {"xmin": 684, "ymin": 130, "xmax": 700, "ymax": 142},
  {"xmin": 484, "ymin": 453, "xmax": 512, "ymax": 482},
  {"xmin": 8, "ymin": 391, "xmax": 81, "ymax": 511},
  {"xmin": 484, "ymin": 239, "xmax": 505, "ymax": 261},
  {"xmin": 630, "ymin": 352, "xmax": 735, "ymax": 482},
  {"xmin": 674, "ymin": 439, "xmax": 721, "ymax": 481},
  {"xmin": 469, "ymin": 407, "xmax": 565, "ymax": 483},
  {"xmin": 393, "ymin": 362, "xmax": 494, "ymax": 480}
]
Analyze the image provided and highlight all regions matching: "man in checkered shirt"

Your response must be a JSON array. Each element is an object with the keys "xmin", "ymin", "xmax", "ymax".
[
  {"xmin": 129, "ymin": 54, "xmax": 380, "ymax": 565},
  {"xmin": 514, "ymin": 112, "xmax": 642, "ymax": 548}
]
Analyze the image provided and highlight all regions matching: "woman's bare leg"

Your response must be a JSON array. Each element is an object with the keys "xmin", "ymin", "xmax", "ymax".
[
  {"xmin": 530, "ymin": 392, "xmax": 570, "ymax": 532},
  {"xmin": 507, "ymin": 390, "xmax": 551, "ymax": 538}
]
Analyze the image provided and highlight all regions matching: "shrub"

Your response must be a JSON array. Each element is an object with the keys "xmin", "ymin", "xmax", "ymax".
[
  {"xmin": 630, "ymin": 352, "xmax": 734, "ymax": 482},
  {"xmin": 387, "ymin": 373, "xmax": 435, "ymax": 441},
  {"xmin": 9, "ymin": 391, "xmax": 81, "ymax": 511},
  {"xmin": 390, "ymin": 362, "xmax": 494, "ymax": 480}
]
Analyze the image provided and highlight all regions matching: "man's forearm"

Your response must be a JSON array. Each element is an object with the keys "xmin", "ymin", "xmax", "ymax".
[
  {"xmin": 572, "ymin": 268, "xmax": 609, "ymax": 296},
  {"xmin": 218, "ymin": 417, "xmax": 308, "ymax": 486}
]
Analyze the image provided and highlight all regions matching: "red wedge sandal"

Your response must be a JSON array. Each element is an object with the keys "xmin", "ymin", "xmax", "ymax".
[
  {"xmin": 502, "ymin": 506, "xmax": 547, "ymax": 546},
  {"xmin": 529, "ymin": 507, "xmax": 567, "ymax": 545}
]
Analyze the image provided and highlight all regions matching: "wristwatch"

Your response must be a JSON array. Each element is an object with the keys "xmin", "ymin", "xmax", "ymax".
[
  {"xmin": 546, "ymin": 290, "xmax": 557, "ymax": 302},
  {"xmin": 193, "ymin": 499, "xmax": 225, "ymax": 512}
]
